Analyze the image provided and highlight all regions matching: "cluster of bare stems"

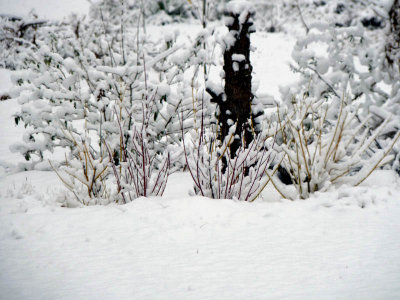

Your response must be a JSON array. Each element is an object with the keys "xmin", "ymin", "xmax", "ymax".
[
  {"xmin": 105, "ymin": 99, "xmax": 170, "ymax": 204},
  {"xmin": 50, "ymin": 128, "xmax": 109, "ymax": 205},
  {"xmin": 51, "ymin": 81, "xmax": 171, "ymax": 205},
  {"xmin": 270, "ymin": 95, "xmax": 400, "ymax": 199},
  {"xmin": 181, "ymin": 109, "xmax": 283, "ymax": 201}
]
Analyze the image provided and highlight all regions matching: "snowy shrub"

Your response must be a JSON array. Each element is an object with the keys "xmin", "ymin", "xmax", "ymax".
[
  {"xmin": 9, "ymin": 0, "xmax": 220, "ymax": 203},
  {"xmin": 289, "ymin": 22, "xmax": 390, "ymax": 116},
  {"xmin": 286, "ymin": 7, "xmax": 400, "ymax": 173},
  {"xmin": 11, "ymin": 9, "xmax": 181, "ymax": 163},
  {"xmin": 50, "ymin": 65, "xmax": 173, "ymax": 205},
  {"xmin": 271, "ymin": 94, "xmax": 400, "ymax": 200},
  {"xmin": 88, "ymin": 0, "xmax": 222, "ymax": 27},
  {"xmin": 105, "ymin": 95, "xmax": 170, "ymax": 203},
  {"xmin": 50, "ymin": 132, "xmax": 110, "ymax": 205},
  {"xmin": 0, "ymin": 13, "xmax": 47, "ymax": 69},
  {"xmin": 276, "ymin": 0, "xmax": 387, "ymax": 33},
  {"xmin": 182, "ymin": 117, "xmax": 280, "ymax": 201}
]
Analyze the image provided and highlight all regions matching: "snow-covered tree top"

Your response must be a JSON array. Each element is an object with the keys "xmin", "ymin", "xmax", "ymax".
[{"xmin": 226, "ymin": 0, "xmax": 254, "ymax": 16}]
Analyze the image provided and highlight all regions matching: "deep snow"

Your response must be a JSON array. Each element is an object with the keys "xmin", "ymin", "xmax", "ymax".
[
  {"xmin": 1, "ymin": 170, "xmax": 400, "ymax": 299},
  {"xmin": 1, "ymin": 1, "xmax": 400, "ymax": 299}
]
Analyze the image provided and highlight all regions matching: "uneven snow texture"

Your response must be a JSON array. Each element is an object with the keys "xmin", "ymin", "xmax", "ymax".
[
  {"xmin": 0, "ymin": 2, "xmax": 399, "ymax": 298},
  {"xmin": 1, "ymin": 171, "xmax": 400, "ymax": 300}
]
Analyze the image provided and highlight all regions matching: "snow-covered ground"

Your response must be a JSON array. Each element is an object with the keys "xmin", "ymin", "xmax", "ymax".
[
  {"xmin": 1, "ymin": 169, "xmax": 400, "ymax": 299},
  {"xmin": 1, "ymin": 1, "xmax": 400, "ymax": 299}
]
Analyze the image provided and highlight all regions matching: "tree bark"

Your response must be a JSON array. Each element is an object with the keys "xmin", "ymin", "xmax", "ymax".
[
  {"xmin": 208, "ymin": 10, "xmax": 257, "ymax": 158},
  {"xmin": 386, "ymin": 0, "xmax": 400, "ymax": 67}
]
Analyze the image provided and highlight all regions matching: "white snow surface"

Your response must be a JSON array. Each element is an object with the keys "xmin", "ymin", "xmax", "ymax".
[
  {"xmin": 1, "ymin": 170, "xmax": 400, "ymax": 299},
  {"xmin": 0, "ymin": 70, "xmax": 26, "ymax": 172},
  {"xmin": 0, "ymin": 68, "xmax": 12, "ymax": 93},
  {"xmin": 1, "ymin": 2, "xmax": 400, "ymax": 299}
]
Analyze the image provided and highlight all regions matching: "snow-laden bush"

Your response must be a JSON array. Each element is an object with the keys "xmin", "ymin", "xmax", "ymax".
[
  {"xmin": 285, "ymin": 9, "xmax": 400, "ymax": 174},
  {"xmin": 50, "ymin": 132, "xmax": 110, "ymax": 204},
  {"xmin": 271, "ymin": 94, "xmax": 400, "ymax": 200},
  {"xmin": 49, "ymin": 63, "xmax": 173, "ymax": 205},
  {"xmin": 88, "ymin": 0, "xmax": 227, "ymax": 27},
  {"xmin": 10, "ymin": 0, "xmax": 219, "ymax": 203},
  {"xmin": 0, "ymin": 13, "xmax": 49, "ymax": 70},
  {"xmin": 104, "ymin": 91, "xmax": 170, "ymax": 203},
  {"xmin": 276, "ymin": 5, "xmax": 400, "ymax": 195},
  {"xmin": 182, "ymin": 117, "xmax": 280, "ymax": 201},
  {"xmin": 233, "ymin": 0, "xmax": 388, "ymax": 34},
  {"xmin": 11, "ymin": 11, "xmax": 207, "ymax": 162}
]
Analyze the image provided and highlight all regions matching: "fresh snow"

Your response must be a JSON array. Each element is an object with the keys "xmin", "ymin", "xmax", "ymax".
[
  {"xmin": 0, "ymin": 68, "xmax": 12, "ymax": 93},
  {"xmin": 1, "ymin": 170, "xmax": 400, "ymax": 299},
  {"xmin": 0, "ymin": 74, "xmax": 26, "ymax": 173},
  {"xmin": 1, "ymin": 1, "xmax": 400, "ymax": 299}
]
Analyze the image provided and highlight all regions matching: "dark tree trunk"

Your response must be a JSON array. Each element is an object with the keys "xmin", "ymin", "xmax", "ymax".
[
  {"xmin": 207, "ymin": 9, "xmax": 257, "ymax": 158},
  {"xmin": 386, "ymin": 0, "xmax": 400, "ymax": 67}
]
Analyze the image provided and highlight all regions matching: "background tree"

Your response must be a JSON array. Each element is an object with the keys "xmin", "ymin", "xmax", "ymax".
[
  {"xmin": 207, "ymin": 1, "xmax": 259, "ymax": 158},
  {"xmin": 386, "ymin": 0, "xmax": 400, "ymax": 68}
]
